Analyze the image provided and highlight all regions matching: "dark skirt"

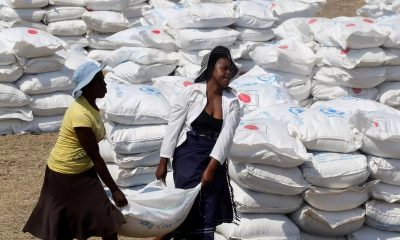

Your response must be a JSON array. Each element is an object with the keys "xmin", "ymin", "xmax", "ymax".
[
  {"xmin": 23, "ymin": 166, "xmax": 126, "ymax": 240},
  {"xmin": 170, "ymin": 130, "xmax": 235, "ymax": 240}
]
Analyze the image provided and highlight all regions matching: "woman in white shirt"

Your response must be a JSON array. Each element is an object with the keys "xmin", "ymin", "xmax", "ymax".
[{"xmin": 156, "ymin": 46, "xmax": 241, "ymax": 240}]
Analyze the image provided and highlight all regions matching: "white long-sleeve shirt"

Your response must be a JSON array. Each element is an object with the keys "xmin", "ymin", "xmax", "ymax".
[{"xmin": 160, "ymin": 82, "xmax": 241, "ymax": 165}]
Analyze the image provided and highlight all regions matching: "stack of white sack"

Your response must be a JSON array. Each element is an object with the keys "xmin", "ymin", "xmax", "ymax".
[
  {"xmin": 0, "ymin": 27, "xmax": 71, "ymax": 134},
  {"xmin": 97, "ymin": 81, "xmax": 170, "ymax": 188},
  {"xmin": 151, "ymin": 75, "xmax": 194, "ymax": 106},
  {"xmin": 44, "ymin": 0, "xmax": 87, "ymax": 47},
  {"xmin": 82, "ymin": 0, "xmax": 149, "ymax": 60},
  {"xmin": 0, "ymin": 0, "xmax": 48, "ymax": 29},
  {"xmin": 102, "ymin": 46, "xmax": 178, "ymax": 85},
  {"xmin": 143, "ymin": 2, "xmax": 239, "ymax": 77},
  {"xmin": 357, "ymin": 0, "xmax": 400, "ymax": 18},
  {"xmin": 249, "ymin": 38, "xmax": 316, "ymax": 106}
]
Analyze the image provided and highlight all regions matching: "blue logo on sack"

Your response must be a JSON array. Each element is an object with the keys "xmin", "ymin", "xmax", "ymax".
[
  {"xmin": 139, "ymin": 86, "xmax": 161, "ymax": 96},
  {"xmin": 319, "ymin": 107, "xmax": 345, "ymax": 118},
  {"xmin": 257, "ymin": 75, "xmax": 278, "ymax": 85},
  {"xmin": 289, "ymin": 107, "xmax": 305, "ymax": 116}
]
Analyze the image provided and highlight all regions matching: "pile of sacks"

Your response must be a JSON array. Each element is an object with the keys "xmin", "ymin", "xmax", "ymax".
[
  {"xmin": 0, "ymin": 27, "xmax": 73, "ymax": 134},
  {"xmin": 357, "ymin": 0, "xmax": 400, "ymax": 18}
]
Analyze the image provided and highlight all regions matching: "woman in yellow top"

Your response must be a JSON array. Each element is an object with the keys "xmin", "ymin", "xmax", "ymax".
[{"xmin": 23, "ymin": 61, "xmax": 128, "ymax": 240}]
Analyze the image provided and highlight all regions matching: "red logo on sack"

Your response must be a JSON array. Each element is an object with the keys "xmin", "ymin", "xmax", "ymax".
[
  {"xmin": 346, "ymin": 23, "xmax": 356, "ymax": 27},
  {"xmin": 363, "ymin": 18, "xmax": 374, "ymax": 24},
  {"xmin": 27, "ymin": 29, "xmax": 38, "ymax": 35},
  {"xmin": 340, "ymin": 49, "xmax": 351, "ymax": 55},
  {"xmin": 374, "ymin": 121, "xmax": 379, "ymax": 128},
  {"xmin": 238, "ymin": 93, "xmax": 251, "ymax": 103},
  {"xmin": 183, "ymin": 81, "xmax": 192, "ymax": 87},
  {"xmin": 152, "ymin": 29, "xmax": 161, "ymax": 34},
  {"xmin": 352, "ymin": 88, "xmax": 362, "ymax": 94},
  {"xmin": 308, "ymin": 18, "xmax": 317, "ymax": 24},
  {"xmin": 278, "ymin": 45, "xmax": 289, "ymax": 49},
  {"xmin": 244, "ymin": 125, "xmax": 258, "ymax": 130},
  {"xmin": 269, "ymin": 3, "xmax": 277, "ymax": 10}
]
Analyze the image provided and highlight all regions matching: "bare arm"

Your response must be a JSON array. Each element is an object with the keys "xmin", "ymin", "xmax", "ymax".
[{"xmin": 75, "ymin": 127, "xmax": 127, "ymax": 207}]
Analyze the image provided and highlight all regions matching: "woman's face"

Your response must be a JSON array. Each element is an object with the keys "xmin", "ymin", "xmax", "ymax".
[
  {"xmin": 91, "ymin": 71, "xmax": 107, "ymax": 98},
  {"xmin": 211, "ymin": 57, "xmax": 232, "ymax": 88}
]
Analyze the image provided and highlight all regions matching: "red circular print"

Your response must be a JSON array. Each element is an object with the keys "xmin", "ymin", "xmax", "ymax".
[
  {"xmin": 374, "ymin": 122, "xmax": 379, "ymax": 128},
  {"xmin": 183, "ymin": 81, "xmax": 192, "ymax": 87},
  {"xmin": 152, "ymin": 29, "xmax": 161, "ymax": 34},
  {"xmin": 352, "ymin": 88, "xmax": 362, "ymax": 94},
  {"xmin": 278, "ymin": 45, "xmax": 289, "ymax": 49},
  {"xmin": 269, "ymin": 3, "xmax": 276, "ymax": 10},
  {"xmin": 244, "ymin": 125, "xmax": 258, "ymax": 130},
  {"xmin": 363, "ymin": 18, "xmax": 374, "ymax": 23},
  {"xmin": 346, "ymin": 23, "xmax": 356, "ymax": 27},
  {"xmin": 308, "ymin": 18, "xmax": 317, "ymax": 24},
  {"xmin": 340, "ymin": 49, "xmax": 351, "ymax": 55},
  {"xmin": 238, "ymin": 93, "xmax": 251, "ymax": 103},
  {"xmin": 27, "ymin": 29, "xmax": 38, "ymax": 35}
]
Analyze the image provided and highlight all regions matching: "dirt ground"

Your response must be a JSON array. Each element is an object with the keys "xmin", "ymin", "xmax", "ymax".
[{"xmin": 0, "ymin": 0, "xmax": 365, "ymax": 239}]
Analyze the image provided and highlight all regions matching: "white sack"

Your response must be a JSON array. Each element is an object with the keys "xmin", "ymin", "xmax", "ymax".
[
  {"xmin": 313, "ymin": 66, "xmax": 387, "ymax": 88},
  {"xmin": 16, "ymin": 68, "xmax": 74, "ymax": 95},
  {"xmin": 0, "ymin": 27, "xmax": 65, "ymax": 58},
  {"xmin": 271, "ymin": 0, "xmax": 320, "ymax": 23},
  {"xmin": 99, "ymin": 139, "xmax": 115, "ymax": 163},
  {"xmin": 350, "ymin": 111, "xmax": 400, "ymax": 159},
  {"xmin": 316, "ymin": 47, "xmax": 394, "ymax": 69},
  {"xmin": 21, "ymin": 56, "xmax": 64, "ymax": 74},
  {"xmin": 348, "ymin": 225, "xmax": 400, "ymax": 240},
  {"xmin": 289, "ymin": 107, "xmax": 363, "ymax": 153},
  {"xmin": 105, "ymin": 121, "xmax": 166, "ymax": 154},
  {"xmin": 273, "ymin": 18, "xmax": 314, "ymax": 43},
  {"xmin": 231, "ymin": 114, "xmax": 311, "ymax": 168},
  {"xmin": 115, "ymin": 181, "xmax": 200, "ymax": 238},
  {"xmin": 229, "ymin": 161, "xmax": 309, "ymax": 196},
  {"xmin": 107, "ymin": 163, "xmax": 156, "ymax": 187},
  {"xmin": 233, "ymin": 1, "xmax": 276, "ymax": 28},
  {"xmin": 368, "ymin": 155, "xmax": 400, "ymax": 186},
  {"xmin": 26, "ymin": 115, "xmax": 63, "ymax": 133},
  {"xmin": 85, "ymin": 0, "xmax": 129, "ymax": 11},
  {"xmin": 3, "ymin": 0, "xmax": 48, "ymax": 8},
  {"xmin": 0, "ymin": 44, "xmax": 16, "ymax": 66},
  {"xmin": 115, "ymin": 150, "xmax": 160, "ymax": 169},
  {"xmin": 175, "ymin": 28, "xmax": 239, "ymax": 51},
  {"xmin": 231, "ymin": 180, "xmax": 303, "ymax": 214},
  {"xmin": 151, "ymin": 76, "xmax": 194, "ymax": 105},
  {"xmin": 87, "ymin": 49, "xmax": 113, "ymax": 62},
  {"xmin": 290, "ymin": 205, "xmax": 365, "ymax": 237},
  {"xmin": 0, "ymin": 83, "xmax": 31, "ymax": 107},
  {"xmin": 300, "ymin": 232, "xmax": 346, "ymax": 240},
  {"xmin": 377, "ymin": 15, "xmax": 400, "ymax": 49},
  {"xmin": 217, "ymin": 213, "xmax": 300, "ymax": 240},
  {"xmin": 104, "ymin": 47, "xmax": 179, "ymax": 66},
  {"xmin": 174, "ymin": 63, "xmax": 200, "ymax": 78},
  {"xmin": 0, "ymin": 119, "xmax": 30, "ymax": 135},
  {"xmin": 0, "ymin": 106, "xmax": 32, "ymax": 121},
  {"xmin": 29, "ymin": 92, "xmax": 74, "ymax": 116},
  {"xmin": 235, "ymin": 27, "xmax": 275, "ymax": 42},
  {"xmin": 48, "ymin": 0, "xmax": 85, "ymax": 6},
  {"xmin": 86, "ymin": 31, "xmax": 120, "ymax": 50},
  {"xmin": 98, "ymin": 82, "xmax": 170, "ymax": 125},
  {"xmin": 250, "ymin": 39, "xmax": 316, "ymax": 76},
  {"xmin": 142, "ymin": 3, "xmax": 237, "ymax": 30},
  {"xmin": 366, "ymin": 200, "xmax": 400, "ymax": 232},
  {"xmin": 300, "ymin": 151, "xmax": 369, "ymax": 189},
  {"xmin": 370, "ymin": 182, "xmax": 400, "ymax": 203},
  {"xmin": 0, "ymin": 64, "xmax": 23, "ymax": 83},
  {"xmin": 311, "ymin": 17, "xmax": 390, "ymax": 49},
  {"xmin": 82, "ymin": 11, "xmax": 129, "ymax": 33},
  {"xmin": 303, "ymin": 181, "xmax": 375, "ymax": 211},
  {"xmin": 0, "ymin": 7, "xmax": 45, "ymax": 22},
  {"xmin": 44, "ymin": 6, "xmax": 85, "ymax": 23},
  {"xmin": 59, "ymin": 36, "xmax": 88, "ymax": 47},
  {"xmin": 105, "ymin": 26, "xmax": 176, "ymax": 51},
  {"xmin": 122, "ymin": 3, "xmax": 151, "ymax": 18},
  {"xmin": 105, "ymin": 62, "xmax": 175, "ymax": 84},
  {"xmin": 312, "ymin": 81, "xmax": 379, "ymax": 101},
  {"xmin": 47, "ymin": 20, "xmax": 87, "ymax": 36}
]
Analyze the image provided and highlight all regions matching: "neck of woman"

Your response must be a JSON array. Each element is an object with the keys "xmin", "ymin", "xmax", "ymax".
[
  {"xmin": 206, "ymin": 79, "xmax": 223, "ymax": 96},
  {"xmin": 82, "ymin": 93, "xmax": 99, "ymax": 111}
]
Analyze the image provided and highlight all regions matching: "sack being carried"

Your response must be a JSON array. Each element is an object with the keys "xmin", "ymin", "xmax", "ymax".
[{"xmin": 107, "ymin": 181, "xmax": 201, "ymax": 238}]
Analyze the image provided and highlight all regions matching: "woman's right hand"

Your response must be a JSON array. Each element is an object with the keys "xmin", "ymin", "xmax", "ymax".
[
  {"xmin": 112, "ymin": 189, "xmax": 128, "ymax": 208},
  {"xmin": 156, "ymin": 157, "xmax": 168, "ymax": 183}
]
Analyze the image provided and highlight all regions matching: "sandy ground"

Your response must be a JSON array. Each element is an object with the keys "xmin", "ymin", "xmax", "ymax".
[{"xmin": 0, "ymin": 0, "xmax": 365, "ymax": 239}]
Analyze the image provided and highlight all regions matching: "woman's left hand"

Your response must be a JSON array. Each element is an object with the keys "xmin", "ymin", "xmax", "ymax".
[{"xmin": 201, "ymin": 158, "xmax": 220, "ymax": 187}]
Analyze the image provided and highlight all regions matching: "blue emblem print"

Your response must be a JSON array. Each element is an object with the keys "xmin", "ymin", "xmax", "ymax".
[
  {"xmin": 289, "ymin": 107, "xmax": 305, "ymax": 116},
  {"xmin": 139, "ymin": 86, "xmax": 161, "ymax": 96},
  {"xmin": 139, "ymin": 220, "xmax": 154, "ymax": 229},
  {"xmin": 319, "ymin": 107, "xmax": 345, "ymax": 118},
  {"xmin": 257, "ymin": 74, "xmax": 278, "ymax": 85}
]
